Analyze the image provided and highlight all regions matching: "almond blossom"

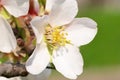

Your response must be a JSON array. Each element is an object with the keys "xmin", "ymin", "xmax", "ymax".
[
  {"xmin": 26, "ymin": 0, "xmax": 97, "ymax": 79},
  {"xmin": 0, "ymin": 0, "xmax": 30, "ymax": 53},
  {"xmin": 0, "ymin": 77, "xmax": 9, "ymax": 80},
  {"xmin": 0, "ymin": 0, "xmax": 29, "ymax": 17},
  {"xmin": 0, "ymin": 15, "xmax": 17, "ymax": 53},
  {"xmin": 0, "ymin": 76, "xmax": 21, "ymax": 80}
]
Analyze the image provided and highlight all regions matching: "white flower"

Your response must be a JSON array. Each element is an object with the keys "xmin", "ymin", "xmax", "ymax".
[
  {"xmin": 0, "ymin": 77, "xmax": 9, "ymax": 80},
  {"xmin": 26, "ymin": 0, "xmax": 97, "ymax": 79},
  {"xmin": 22, "ymin": 69, "xmax": 51, "ymax": 80},
  {"xmin": 0, "ymin": 0, "xmax": 29, "ymax": 17},
  {"xmin": 0, "ymin": 76, "xmax": 21, "ymax": 80},
  {"xmin": 0, "ymin": 15, "xmax": 17, "ymax": 53}
]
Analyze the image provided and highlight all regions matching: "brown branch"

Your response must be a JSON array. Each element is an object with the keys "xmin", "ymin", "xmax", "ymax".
[
  {"xmin": 0, "ymin": 63, "xmax": 28, "ymax": 78},
  {"xmin": 0, "ymin": 62, "xmax": 55, "ymax": 78}
]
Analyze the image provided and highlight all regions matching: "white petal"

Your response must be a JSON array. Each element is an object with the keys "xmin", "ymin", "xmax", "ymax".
[
  {"xmin": 24, "ymin": 69, "xmax": 51, "ymax": 80},
  {"xmin": 26, "ymin": 42, "xmax": 50, "ymax": 75},
  {"xmin": 45, "ymin": 0, "xmax": 54, "ymax": 12},
  {"xmin": 52, "ymin": 44, "xmax": 83, "ymax": 79},
  {"xmin": 3, "ymin": 0, "xmax": 29, "ymax": 17},
  {"xmin": 0, "ymin": 16, "xmax": 17, "ymax": 53},
  {"xmin": 0, "ymin": 77, "xmax": 22, "ymax": 80},
  {"xmin": 48, "ymin": 0, "xmax": 78, "ymax": 27},
  {"xmin": 65, "ymin": 18, "xmax": 97, "ymax": 46},
  {"xmin": 9, "ymin": 77, "xmax": 22, "ymax": 80},
  {"xmin": 30, "ymin": 16, "xmax": 48, "ymax": 43},
  {"xmin": 0, "ymin": 77, "xmax": 9, "ymax": 80}
]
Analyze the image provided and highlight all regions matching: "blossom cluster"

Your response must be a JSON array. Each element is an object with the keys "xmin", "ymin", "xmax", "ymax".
[{"xmin": 0, "ymin": 0, "xmax": 97, "ymax": 80}]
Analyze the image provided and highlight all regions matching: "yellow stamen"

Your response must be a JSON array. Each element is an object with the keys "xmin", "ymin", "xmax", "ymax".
[{"xmin": 44, "ymin": 25, "xmax": 70, "ymax": 53}]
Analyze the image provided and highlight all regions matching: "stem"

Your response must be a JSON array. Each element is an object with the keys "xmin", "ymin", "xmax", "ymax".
[
  {"xmin": 0, "ymin": 63, "xmax": 28, "ymax": 78},
  {"xmin": 0, "ymin": 63, "xmax": 55, "ymax": 78}
]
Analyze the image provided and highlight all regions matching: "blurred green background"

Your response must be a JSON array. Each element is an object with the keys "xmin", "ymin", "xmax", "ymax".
[
  {"xmin": 79, "ymin": 6, "xmax": 120, "ymax": 68},
  {"xmin": 49, "ymin": 0, "xmax": 120, "ymax": 80}
]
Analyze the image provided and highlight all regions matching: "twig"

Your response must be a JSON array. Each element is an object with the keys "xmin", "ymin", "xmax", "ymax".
[
  {"xmin": 0, "ymin": 63, "xmax": 28, "ymax": 78},
  {"xmin": 0, "ymin": 63, "xmax": 55, "ymax": 78}
]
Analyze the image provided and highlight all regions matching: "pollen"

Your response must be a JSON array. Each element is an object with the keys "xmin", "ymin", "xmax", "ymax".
[{"xmin": 44, "ymin": 25, "xmax": 70, "ymax": 50}]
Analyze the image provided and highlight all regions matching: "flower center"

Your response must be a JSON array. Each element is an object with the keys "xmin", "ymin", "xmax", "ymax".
[{"xmin": 44, "ymin": 25, "xmax": 70, "ymax": 53}]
